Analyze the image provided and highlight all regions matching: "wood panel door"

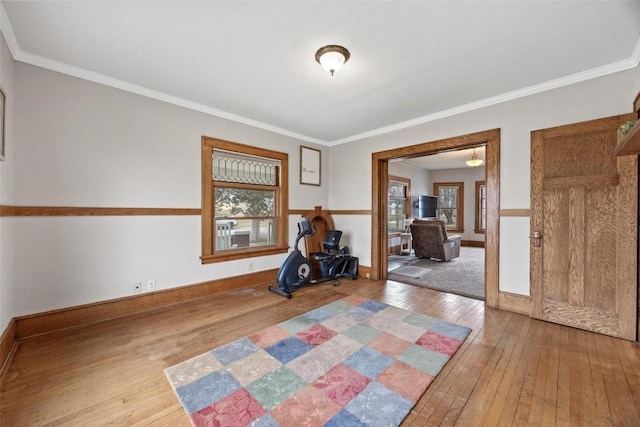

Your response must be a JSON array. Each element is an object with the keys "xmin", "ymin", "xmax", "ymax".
[{"xmin": 530, "ymin": 114, "xmax": 638, "ymax": 340}]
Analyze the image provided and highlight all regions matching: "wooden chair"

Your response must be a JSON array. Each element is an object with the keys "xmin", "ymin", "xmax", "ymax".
[{"xmin": 303, "ymin": 206, "xmax": 336, "ymax": 279}]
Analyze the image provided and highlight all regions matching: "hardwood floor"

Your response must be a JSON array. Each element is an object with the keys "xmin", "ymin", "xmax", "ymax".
[{"xmin": 1, "ymin": 278, "xmax": 639, "ymax": 426}]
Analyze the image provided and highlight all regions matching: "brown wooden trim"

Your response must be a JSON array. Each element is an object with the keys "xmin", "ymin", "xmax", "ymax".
[
  {"xmin": 616, "ymin": 155, "xmax": 638, "ymax": 340},
  {"xmin": 15, "ymin": 269, "xmax": 278, "ymax": 339},
  {"xmin": 633, "ymin": 91, "xmax": 640, "ymax": 114},
  {"xmin": 326, "ymin": 210, "xmax": 373, "ymax": 215},
  {"xmin": 0, "ymin": 207, "xmax": 374, "ymax": 218},
  {"xmin": 543, "ymin": 174, "xmax": 619, "ymax": 189},
  {"xmin": 0, "ymin": 319, "xmax": 17, "ymax": 376},
  {"xmin": 358, "ymin": 265, "xmax": 371, "ymax": 279},
  {"xmin": 290, "ymin": 209, "xmax": 373, "ymax": 216},
  {"xmin": 498, "ymin": 291, "xmax": 530, "ymax": 315},
  {"xmin": 500, "ymin": 209, "xmax": 531, "ymax": 217},
  {"xmin": 202, "ymin": 138, "xmax": 214, "ymax": 257},
  {"xmin": 485, "ymin": 133, "xmax": 500, "ymax": 309},
  {"xmin": 371, "ymin": 156, "xmax": 389, "ymax": 279},
  {"xmin": 614, "ymin": 121, "xmax": 640, "ymax": 156},
  {"xmin": 461, "ymin": 240, "xmax": 485, "ymax": 248},
  {"xmin": 0, "ymin": 205, "xmax": 15, "ymax": 216},
  {"xmin": 1, "ymin": 206, "xmax": 200, "ymax": 217},
  {"xmin": 530, "ymin": 129, "xmax": 544, "ymax": 318},
  {"xmin": 475, "ymin": 180, "xmax": 486, "ymax": 234},
  {"xmin": 201, "ymin": 246, "xmax": 289, "ymax": 264}
]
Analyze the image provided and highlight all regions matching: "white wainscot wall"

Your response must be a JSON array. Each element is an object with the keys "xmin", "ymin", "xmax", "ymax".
[
  {"xmin": 331, "ymin": 215, "xmax": 372, "ymax": 268},
  {"xmin": 499, "ymin": 216, "xmax": 531, "ymax": 296},
  {"xmin": 13, "ymin": 215, "xmax": 289, "ymax": 316}
]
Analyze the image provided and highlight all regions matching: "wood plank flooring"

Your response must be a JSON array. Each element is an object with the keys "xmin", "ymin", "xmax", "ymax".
[{"xmin": 1, "ymin": 278, "xmax": 640, "ymax": 426}]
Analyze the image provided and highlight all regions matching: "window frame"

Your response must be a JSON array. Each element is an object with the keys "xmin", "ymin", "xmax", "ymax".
[
  {"xmin": 201, "ymin": 136, "xmax": 289, "ymax": 264},
  {"xmin": 388, "ymin": 175, "xmax": 411, "ymax": 233},
  {"xmin": 433, "ymin": 181, "xmax": 464, "ymax": 233},
  {"xmin": 475, "ymin": 180, "xmax": 486, "ymax": 234}
]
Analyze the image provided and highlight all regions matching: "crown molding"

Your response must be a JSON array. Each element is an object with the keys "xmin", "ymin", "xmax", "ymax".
[{"xmin": 631, "ymin": 35, "xmax": 640, "ymax": 67}]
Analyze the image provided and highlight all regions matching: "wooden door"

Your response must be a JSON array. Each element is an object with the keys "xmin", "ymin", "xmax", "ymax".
[{"xmin": 531, "ymin": 114, "xmax": 638, "ymax": 340}]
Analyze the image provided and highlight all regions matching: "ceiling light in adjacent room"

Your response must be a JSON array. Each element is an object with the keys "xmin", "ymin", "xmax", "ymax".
[
  {"xmin": 465, "ymin": 148, "xmax": 484, "ymax": 167},
  {"xmin": 315, "ymin": 45, "xmax": 350, "ymax": 76}
]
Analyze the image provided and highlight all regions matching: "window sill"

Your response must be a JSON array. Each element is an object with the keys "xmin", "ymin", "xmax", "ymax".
[{"xmin": 201, "ymin": 245, "xmax": 289, "ymax": 264}]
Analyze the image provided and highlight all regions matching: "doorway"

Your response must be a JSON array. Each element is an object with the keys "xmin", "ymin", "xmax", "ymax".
[
  {"xmin": 371, "ymin": 129, "xmax": 501, "ymax": 308},
  {"xmin": 387, "ymin": 156, "xmax": 486, "ymax": 300}
]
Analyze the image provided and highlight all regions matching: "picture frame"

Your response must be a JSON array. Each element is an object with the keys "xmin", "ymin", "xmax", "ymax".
[
  {"xmin": 0, "ymin": 87, "xmax": 5, "ymax": 161},
  {"xmin": 300, "ymin": 145, "xmax": 321, "ymax": 186}
]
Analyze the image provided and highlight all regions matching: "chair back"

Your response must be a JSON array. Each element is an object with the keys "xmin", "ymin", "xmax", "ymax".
[
  {"xmin": 323, "ymin": 230, "xmax": 343, "ymax": 253},
  {"xmin": 409, "ymin": 219, "xmax": 461, "ymax": 260}
]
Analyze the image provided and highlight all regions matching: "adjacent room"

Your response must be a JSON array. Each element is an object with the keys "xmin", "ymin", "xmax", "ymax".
[
  {"xmin": 1, "ymin": 1, "xmax": 639, "ymax": 425},
  {"xmin": 387, "ymin": 149, "xmax": 486, "ymax": 300}
]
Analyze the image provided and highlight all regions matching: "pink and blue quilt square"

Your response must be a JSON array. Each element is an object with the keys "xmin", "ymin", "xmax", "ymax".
[{"xmin": 265, "ymin": 336, "xmax": 313, "ymax": 364}]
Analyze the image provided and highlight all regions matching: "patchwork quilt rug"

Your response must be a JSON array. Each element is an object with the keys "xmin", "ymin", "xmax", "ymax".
[{"xmin": 165, "ymin": 295, "xmax": 471, "ymax": 427}]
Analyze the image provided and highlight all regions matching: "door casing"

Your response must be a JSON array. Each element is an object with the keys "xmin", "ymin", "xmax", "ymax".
[{"xmin": 371, "ymin": 129, "xmax": 501, "ymax": 308}]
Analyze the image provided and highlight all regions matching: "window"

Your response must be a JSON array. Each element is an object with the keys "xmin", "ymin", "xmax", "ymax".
[
  {"xmin": 201, "ymin": 137, "xmax": 289, "ymax": 263},
  {"xmin": 434, "ymin": 182, "xmax": 464, "ymax": 232},
  {"xmin": 388, "ymin": 176, "xmax": 411, "ymax": 233},
  {"xmin": 475, "ymin": 180, "xmax": 486, "ymax": 234}
]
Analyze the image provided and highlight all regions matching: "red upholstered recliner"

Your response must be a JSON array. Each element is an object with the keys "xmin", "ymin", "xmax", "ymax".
[{"xmin": 409, "ymin": 219, "xmax": 461, "ymax": 261}]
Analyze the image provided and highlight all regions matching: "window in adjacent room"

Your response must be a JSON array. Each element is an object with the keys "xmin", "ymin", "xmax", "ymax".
[
  {"xmin": 475, "ymin": 180, "xmax": 486, "ymax": 234},
  {"xmin": 388, "ymin": 176, "xmax": 411, "ymax": 233},
  {"xmin": 201, "ymin": 137, "xmax": 289, "ymax": 263},
  {"xmin": 434, "ymin": 182, "xmax": 464, "ymax": 233}
]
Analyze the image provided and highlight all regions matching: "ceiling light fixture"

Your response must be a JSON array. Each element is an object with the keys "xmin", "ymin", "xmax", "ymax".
[
  {"xmin": 465, "ymin": 148, "xmax": 484, "ymax": 167},
  {"xmin": 315, "ymin": 45, "xmax": 350, "ymax": 76}
]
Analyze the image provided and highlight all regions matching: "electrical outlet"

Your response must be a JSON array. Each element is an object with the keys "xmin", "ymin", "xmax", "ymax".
[
  {"xmin": 248, "ymin": 263, "xmax": 254, "ymax": 272},
  {"xmin": 134, "ymin": 282, "xmax": 142, "ymax": 293},
  {"xmin": 147, "ymin": 279, "xmax": 156, "ymax": 290}
]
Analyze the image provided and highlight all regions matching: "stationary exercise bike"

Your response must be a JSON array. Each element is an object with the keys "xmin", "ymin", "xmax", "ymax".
[
  {"xmin": 268, "ymin": 218, "xmax": 358, "ymax": 299},
  {"xmin": 268, "ymin": 218, "xmax": 315, "ymax": 299}
]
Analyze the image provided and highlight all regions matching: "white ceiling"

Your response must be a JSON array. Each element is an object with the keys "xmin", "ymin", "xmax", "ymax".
[
  {"xmin": 393, "ymin": 146, "xmax": 487, "ymax": 171},
  {"xmin": 1, "ymin": 1, "xmax": 639, "ymax": 146}
]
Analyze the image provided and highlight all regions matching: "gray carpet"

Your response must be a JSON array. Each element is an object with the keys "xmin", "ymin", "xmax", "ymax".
[{"xmin": 388, "ymin": 246, "xmax": 485, "ymax": 300}]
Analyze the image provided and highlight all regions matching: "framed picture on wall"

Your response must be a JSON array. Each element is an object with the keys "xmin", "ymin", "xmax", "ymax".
[
  {"xmin": 300, "ymin": 146, "xmax": 321, "ymax": 186},
  {"xmin": 0, "ymin": 87, "xmax": 5, "ymax": 161}
]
